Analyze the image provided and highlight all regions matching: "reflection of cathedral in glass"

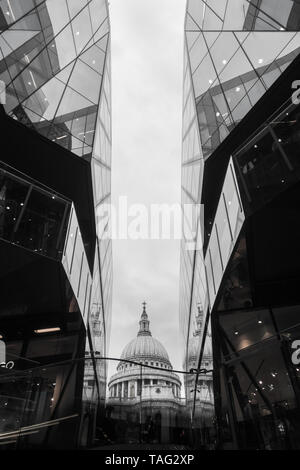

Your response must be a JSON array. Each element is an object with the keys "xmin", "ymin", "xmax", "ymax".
[{"xmin": 107, "ymin": 304, "xmax": 184, "ymax": 444}]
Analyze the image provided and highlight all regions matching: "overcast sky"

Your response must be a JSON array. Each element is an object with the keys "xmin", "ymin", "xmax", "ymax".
[{"xmin": 108, "ymin": 0, "xmax": 186, "ymax": 378}]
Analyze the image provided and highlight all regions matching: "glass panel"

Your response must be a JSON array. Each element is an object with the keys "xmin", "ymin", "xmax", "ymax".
[
  {"xmin": 79, "ymin": 43, "xmax": 105, "ymax": 74},
  {"xmin": 52, "ymin": 24, "xmax": 77, "ymax": 70},
  {"xmin": 0, "ymin": 164, "xmax": 70, "ymax": 259},
  {"xmin": 193, "ymin": 319, "xmax": 215, "ymax": 449},
  {"xmin": 46, "ymin": 0, "xmax": 70, "ymax": 35},
  {"xmin": 71, "ymin": 6, "xmax": 92, "ymax": 54},
  {"xmin": 234, "ymin": 119, "xmax": 292, "ymax": 211},
  {"xmin": 222, "ymin": 0, "xmax": 250, "ymax": 30},
  {"xmin": 216, "ymin": 197, "xmax": 232, "ymax": 269},
  {"xmin": 192, "ymin": 53, "xmax": 217, "ymax": 99},
  {"xmin": 67, "ymin": 0, "xmax": 88, "ymax": 18},
  {"xmin": 216, "ymin": 235, "xmax": 253, "ymax": 312},
  {"xmin": 67, "ymin": 60, "xmax": 101, "ymax": 104},
  {"xmin": 222, "ymin": 340, "xmax": 300, "ymax": 449},
  {"xmin": 0, "ymin": 172, "xmax": 30, "ymax": 242},
  {"xmin": 273, "ymin": 305, "xmax": 300, "ymax": 332},
  {"xmin": 0, "ymin": 0, "xmax": 36, "ymax": 25},
  {"xmin": 16, "ymin": 187, "xmax": 67, "ymax": 258},
  {"xmin": 64, "ymin": 208, "xmax": 78, "ymax": 271},
  {"xmin": 188, "ymin": 32, "xmax": 207, "ymax": 74},
  {"xmin": 88, "ymin": 0, "xmax": 107, "ymax": 36}
]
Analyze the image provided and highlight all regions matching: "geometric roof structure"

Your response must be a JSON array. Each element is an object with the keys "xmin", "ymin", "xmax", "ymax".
[
  {"xmin": 0, "ymin": 0, "xmax": 110, "ymax": 157},
  {"xmin": 185, "ymin": 0, "xmax": 300, "ymax": 159}
]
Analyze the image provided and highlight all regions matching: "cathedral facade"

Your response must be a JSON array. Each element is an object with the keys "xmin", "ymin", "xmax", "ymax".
[{"xmin": 107, "ymin": 304, "xmax": 185, "ymax": 444}]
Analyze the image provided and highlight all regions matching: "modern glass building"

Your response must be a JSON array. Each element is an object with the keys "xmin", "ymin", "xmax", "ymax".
[
  {"xmin": 180, "ymin": 0, "xmax": 300, "ymax": 449},
  {"xmin": 0, "ymin": 0, "xmax": 112, "ymax": 449}
]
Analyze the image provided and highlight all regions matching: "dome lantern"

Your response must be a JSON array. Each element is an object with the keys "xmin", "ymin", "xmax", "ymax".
[{"xmin": 119, "ymin": 302, "xmax": 172, "ymax": 368}]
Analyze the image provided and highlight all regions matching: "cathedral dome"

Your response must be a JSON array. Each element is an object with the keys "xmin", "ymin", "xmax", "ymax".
[{"xmin": 119, "ymin": 303, "xmax": 172, "ymax": 367}]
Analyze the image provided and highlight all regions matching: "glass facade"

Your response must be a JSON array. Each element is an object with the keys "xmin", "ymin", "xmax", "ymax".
[
  {"xmin": 0, "ymin": 0, "xmax": 111, "ymax": 449},
  {"xmin": 180, "ymin": 0, "xmax": 300, "ymax": 449},
  {"xmin": 215, "ymin": 304, "xmax": 300, "ymax": 450},
  {"xmin": 185, "ymin": 0, "xmax": 300, "ymax": 159},
  {"xmin": 0, "ymin": 0, "xmax": 110, "ymax": 157}
]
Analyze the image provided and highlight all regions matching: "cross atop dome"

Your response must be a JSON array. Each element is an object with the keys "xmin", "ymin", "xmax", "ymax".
[{"xmin": 138, "ymin": 301, "xmax": 151, "ymax": 336}]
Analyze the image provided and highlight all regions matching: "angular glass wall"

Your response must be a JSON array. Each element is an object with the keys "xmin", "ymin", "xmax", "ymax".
[
  {"xmin": 0, "ymin": 0, "xmax": 112, "ymax": 447},
  {"xmin": 0, "ymin": 0, "xmax": 112, "ymax": 311},
  {"xmin": 180, "ymin": 27, "xmax": 205, "ymax": 378},
  {"xmin": 213, "ymin": 303, "xmax": 300, "ymax": 450},
  {"xmin": 181, "ymin": 156, "xmax": 244, "ymax": 446},
  {"xmin": 0, "ymin": 0, "xmax": 110, "ymax": 157},
  {"xmin": 0, "ymin": 358, "xmax": 218, "ymax": 450}
]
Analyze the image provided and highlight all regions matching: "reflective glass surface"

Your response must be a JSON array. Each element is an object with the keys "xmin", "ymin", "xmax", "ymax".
[
  {"xmin": 0, "ymin": 0, "xmax": 113, "ymax": 376},
  {"xmin": 185, "ymin": 0, "xmax": 300, "ymax": 159},
  {"xmin": 233, "ymin": 100, "xmax": 300, "ymax": 213},
  {"xmin": 180, "ymin": 1, "xmax": 300, "ymax": 450},
  {"xmin": 62, "ymin": 204, "xmax": 92, "ymax": 326},
  {"xmin": 0, "ymin": 0, "xmax": 112, "ymax": 451},
  {"xmin": 0, "ymin": 357, "xmax": 211, "ymax": 449}
]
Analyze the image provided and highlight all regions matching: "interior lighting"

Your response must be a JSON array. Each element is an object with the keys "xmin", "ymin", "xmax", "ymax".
[{"xmin": 34, "ymin": 327, "xmax": 61, "ymax": 334}]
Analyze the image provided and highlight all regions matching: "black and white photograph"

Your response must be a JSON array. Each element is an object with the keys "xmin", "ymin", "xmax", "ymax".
[{"xmin": 0, "ymin": 0, "xmax": 300, "ymax": 458}]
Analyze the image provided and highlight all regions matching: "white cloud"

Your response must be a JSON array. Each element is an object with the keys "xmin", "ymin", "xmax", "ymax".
[{"xmin": 108, "ymin": 0, "xmax": 186, "ymax": 379}]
